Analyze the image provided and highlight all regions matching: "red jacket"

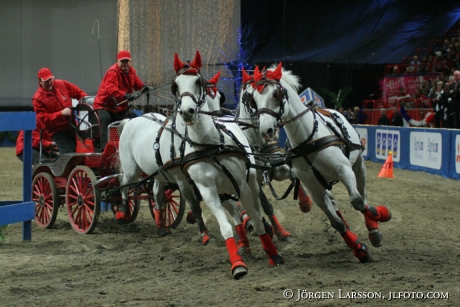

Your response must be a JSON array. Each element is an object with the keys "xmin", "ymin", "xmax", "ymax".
[
  {"xmin": 16, "ymin": 123, "xmax": 54, "ymax": 156},
  {"xmin": 94, "ymin": 63, "xmax": 144, "ymax": 113},
  {"xmin": 33, "ymin": 80, "xmax": 87, "ymax": 137}
]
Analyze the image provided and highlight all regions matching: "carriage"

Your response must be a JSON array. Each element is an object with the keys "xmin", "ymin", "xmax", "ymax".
[{"xmin": 31, "ymin": 96, "xmax": 185, "ymax": 234}]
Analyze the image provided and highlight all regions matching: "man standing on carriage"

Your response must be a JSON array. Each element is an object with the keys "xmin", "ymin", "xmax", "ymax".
[
  {"xmin": 94, "ymin": 50, "xmax": 150, "ymax": 152},
  {"xmin": 32, "ymin": 67, "xmax": 88, "ymax": 155}
]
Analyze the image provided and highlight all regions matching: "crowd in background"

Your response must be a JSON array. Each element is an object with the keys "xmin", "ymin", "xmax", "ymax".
[{"xmin": 357, "ymin": 23, "xmax": 460, "ymax": 128}]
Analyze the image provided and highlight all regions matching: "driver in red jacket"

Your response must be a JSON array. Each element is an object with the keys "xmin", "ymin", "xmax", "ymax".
[
  {"xmin": 32, "ymin": 68, "xmax": 88, "ymax": 154},
  {"xmin": 94, "ymin": 50, "xmax": 149, "ymax": 152}
]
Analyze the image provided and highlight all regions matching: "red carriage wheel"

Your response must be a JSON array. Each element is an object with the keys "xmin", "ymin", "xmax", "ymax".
[
  {"xmin": 65, "ymin": 166, "xmax": 101, "ymax": 234},
  {"xmin": 32, "ymin": 172, "xmax": 59, "ymax": 228},
  {"xmin": 149, "ymin": 188, "xmax": 185, "ymax": 229},
  {"xmin": 111, "ymin": 188, "xmax": 141, "ymax": 224}
]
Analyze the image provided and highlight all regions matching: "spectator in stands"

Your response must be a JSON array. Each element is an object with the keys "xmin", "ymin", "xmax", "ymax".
[
  {"xmin": 377, "ymin": 108, "xmax": 390, "ymax": 126},
  {"xmin": 453, "ymin": 52, "xmax": 460, "ymax": 71},
  {"xmin": 346, "ymin": 107, "xmax": 354, "ymax": 122},
  {"xmin": 441, "ymin": 39, "xmax": 451, "ymax": 56},
  {"xmin": 410, "ymin": 55, "xmax": 421, "ymax": 72},
  {"xmin": 404, "ymin": 65, "xmax": 415, "ymax": 74},
  {"xmin": 94, "ymin": 50, "xmax": 148, "ymax": 152},
  {"xmin": 421, "ymin": 80, "xmax": 431, "ymax": 96},
  {"xmin": 419, "ymin": 56, "xmax": 429, "ymax": 73},
  {"xmin": 390, "ymin": 66, "xmax": 399, "ymax": 75},
  {"xmin": 32, "ymin": 67, "xmax": 88, "ymax": 155},
  {"xmin": 446, "ymin": 70, "xmax": 460, "ymax": 128},
  {"xmin": 16, "ymin": 118, "xmax": 59, "ymax": 164},
  {"xmin": 353, "ymin": 106, "xmax": 367, "ymax": 124},
  {"xmin": 390, "ymin": 106, "xmax": 404, "ymax": 127},
  {"xmin": 429, "ymin": 81, "xmax": 446, "ymax": 128},
  {"xmin": 413, "ymin": 88, "xmax": 430, "ymax": 108}
]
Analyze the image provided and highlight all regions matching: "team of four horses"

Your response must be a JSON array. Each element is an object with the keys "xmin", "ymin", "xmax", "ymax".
[{"xmin": 117, "ymin": 50, "xmax": 391, "ymax": 279}]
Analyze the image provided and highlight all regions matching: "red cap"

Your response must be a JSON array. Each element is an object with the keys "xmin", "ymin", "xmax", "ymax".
[
  {"xmin": 38, "ymin": 68, "xmax": 54, "ymax": 81},
  {"xmin": 117, "ymin": 50, "xmax": 132, "ymax": 61}
]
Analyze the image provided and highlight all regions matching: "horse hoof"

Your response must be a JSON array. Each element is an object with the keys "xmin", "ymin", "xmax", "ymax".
[
  {"xmin": 353, "ymin": 243, "xmax": 372, "ymax": 263},
  {"xmin": 232, "ymin": 266, "xmax": 248, "ymax": 280},
  {"xmin": 186, "ymin": 211, "xmax": 197, "ymax": 224},
  {"xmin": 368, "ymin": 229, "xmax": 383, "ymax": 247},
  {"xmin": 157, "ymin": 228, "xmax": 171, "ymax": 237},
  {"xmin": 269, "ymin": 254, "xmax": 285, "ymax": 266},
  {"xmin": 275, "ymin": 228, "xmax": 292, "ymax": 242}
]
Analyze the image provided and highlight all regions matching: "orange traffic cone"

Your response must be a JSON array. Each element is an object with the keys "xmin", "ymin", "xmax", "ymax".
[{"xmin": 378, "ymin": 151, "xmax": 394, "ymax": 178}]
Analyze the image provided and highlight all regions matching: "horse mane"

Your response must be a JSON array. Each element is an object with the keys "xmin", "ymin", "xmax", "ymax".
[{"xmin": 268, "ymin": 64, "xmax": 301, "ymax": 93}]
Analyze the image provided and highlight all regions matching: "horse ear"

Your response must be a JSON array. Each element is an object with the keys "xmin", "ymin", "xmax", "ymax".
[
  {"xmin": 253, "ymin": 66, "xmax": 261, "ymax": 82},
  {"xmin": 242, "ymin": 67, "xmax": 252, "ymax": 84},
  {"xmin": 190, "ymin": 50, "xmax": 202, "ymax": 69},
  {"xmin": 208, "ymin": 71, "xmax": 221, "ymax": 85},
  {"xmin": 272, "ymin": 62, "xmax": 283, "ymax": 81},
  {"xmin": 174, "ymin": 53, "xmax": 183, "ymax": 74}
]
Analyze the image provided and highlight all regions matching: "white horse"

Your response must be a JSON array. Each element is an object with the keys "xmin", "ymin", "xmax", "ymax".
[
  {"xmin": 116, "ymin": 63, "xmax": 225, "ymax": 244},
  {"xmin": 213, "ymin": 70, "xmax": 314, "ymax": 242},
  {"xmin": 247, "ymin": 63, "xmax": 391, "ymax": 263},
  {"xmin": 173, "ymin": 51, "xmax": 284, "ymax": 278}
]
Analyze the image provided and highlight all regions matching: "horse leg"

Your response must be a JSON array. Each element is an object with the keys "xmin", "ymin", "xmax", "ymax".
[
  {"xmin": 353, "ymin": 155, "xmax": 392, "ymax": 247},
  {"xmin": 178, "ymin": 182, "xmax": 215, "ymax": 245},
  {"xmin": 196, "ymin": 183, "xmax": 247, "ymax": 279},
  {"xmin": 222, "ymin": 200, "xmax": 251, "ymax": 255},
  {"xmin": 242, "ymin": 171, "xmax": 284, "ymax": 266},
  {"xmin": 258, "ymin": 189, "xmax": 290, "ymax": 242},
  {"xmin": 115, "ymin": 166, "xmax": 140, "ymax": 222},
  {"xmin": 152, "ymin": 180, "xmax": 171, "ymax": 237},
  {"xmin": 311, "ymin": 184, "xmax": 372, "ymax": 263}
]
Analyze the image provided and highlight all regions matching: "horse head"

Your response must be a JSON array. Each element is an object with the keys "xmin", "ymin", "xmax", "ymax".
[
  {"xmin": 172, "ymin": 51, "xmax": 222, "ymax": 124},
  {"xmin": 250, "ymin": 63, "xmax": 286, "ymax": 142}
]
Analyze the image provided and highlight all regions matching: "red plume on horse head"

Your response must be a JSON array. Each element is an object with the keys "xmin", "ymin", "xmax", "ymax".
[
  {"xmin": 173, "ymin": 50, "xmax": 202, "ymax": 75},
  {"xmin": 206, "ymin": 71, "xmax": 221, "ymax": 97},
  {"xmin": 242, "ymin": 67, "xmax": 253, "ymax": 86}
]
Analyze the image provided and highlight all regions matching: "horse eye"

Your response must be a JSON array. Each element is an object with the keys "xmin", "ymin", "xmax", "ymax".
[{"xmin": 272, "ymin": 91, "xmax": 278, "ymax": 99}]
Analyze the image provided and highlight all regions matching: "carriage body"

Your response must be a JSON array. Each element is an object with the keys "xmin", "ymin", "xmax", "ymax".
[{"xmin": 31, "ymin": 99, "xmax": 184, "ymax": 234}]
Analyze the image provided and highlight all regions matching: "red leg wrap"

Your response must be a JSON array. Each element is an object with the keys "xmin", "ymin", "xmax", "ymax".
[
  {"xmin": 115, "ymin": 211, "xmax": 129, "ymax": 221},
  {"xmin": 298, "ymin": 186, "xmax": 312, "ymax": 213},
  {"xmin": 341, "ymin": 229, "xmax": 371, "ymax": 263},
  {"xmin": 225, "ymin": 238, "xmax": 246, "ymax": 268},
  {"xmin": 363, "ymin": 205, "xmax": 392, "ymax": 230},
  {"xmin": 154, "ymin": 208, "xmax": 164, "ymax": 229},
  {"xmin": 154, "ymin": 208, "xmax": 171, "ymax": 237},
  {"xmin": 342, "ymin": 229, "xmax": 360, "ymax": 250},
  {"xmin": 235, "ymin": 224, "xmax": 250, "ymax": 249},
  {"xmin": 270, "ymin": 215, "xmax": 291, "ymax": 240},
  {"xmin": 259, "ymin": 233, "xmax": 285, "ymax": 266}
]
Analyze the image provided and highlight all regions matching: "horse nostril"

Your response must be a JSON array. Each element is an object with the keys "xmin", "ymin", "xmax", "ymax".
[
  {"xmin": 267, "ymin": 128, "xmax": 273, "ymax": 138},
  {"xmin": 188, "ymin": 108, "xmax": 195, "ymax": 114}
]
